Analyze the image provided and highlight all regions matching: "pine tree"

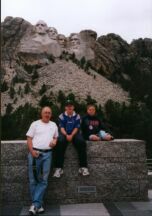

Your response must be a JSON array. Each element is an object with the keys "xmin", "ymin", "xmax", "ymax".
[
  {"xmin": 57, "ymin": 90, "xmax": 66, "ymax": 104},
  {"xmin": 9, "ymin": 86, "xmax": 15, "ymax": 99},
  {"xmin": 86, "ymin": 95, "xmax": 97, "ymax": 105},
  {"xmin": 1, "ymin": 81, "xmax": 8, "ymax": 92},
  {"xmin": 12, "ymin": 75, "xmax": 19, "ymax": 84},
  {"xmin": 32, "ymin": 70, "xmax": 39, "ymax": 80},
  {"xmin": 39, "ymin": 95, "xmax": 52, "ymax": 107},
  {"xmin": 39, "ymin": 84, "xmax": 47, "ymax": 95},
  {"xmin": 6, "ymin": 103, "xmax": 13, "ymax": 114},
  {"xmin": 24, "ymin": 83, "xmax": 30, "ymax": 94},
  {"xmin": 80, "ymin": 57, "xmax": 86, "ymax": 68}
]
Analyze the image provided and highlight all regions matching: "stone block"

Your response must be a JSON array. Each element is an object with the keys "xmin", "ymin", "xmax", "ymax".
[{"xmin": 1, "ymin": 139, "xmax": 148, "ymax": 204}]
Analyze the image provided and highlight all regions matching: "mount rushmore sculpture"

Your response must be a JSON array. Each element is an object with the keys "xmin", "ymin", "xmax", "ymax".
[{"xmin": 19, "ymin": 20, "xmax": 97, "ymax": 60}]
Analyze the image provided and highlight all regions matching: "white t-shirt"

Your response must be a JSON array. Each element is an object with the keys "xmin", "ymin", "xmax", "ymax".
[{"xmin": 26, "ymin": 119, "xmax": 58, "ymax": 150}]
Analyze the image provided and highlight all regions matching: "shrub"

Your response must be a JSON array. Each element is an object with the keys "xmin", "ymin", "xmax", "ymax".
[
  {"xmin": 32, "ymin": 70, "xmax": 39, "ymax": 80},
  {"xmin": 39, "ymin": 95, "xmax": 52, "ymax": 107},
  {"xmin": 39, "ymin": 84, "xmax": 47, "ymax": 95},
  {"xmin": 1, "ymin": 81, "xmax": 8, "ymax": 92},
  {"xmin": 80, "ymin": 57, "xmax": 86, "ymax": 68},
  {"xmin": 6, "ymin": 103, "xmax": 13, "ymax": 114},
  {"xmin": 9, "ymin": 86, "xmax": 15, "ymax": 99},
  {"xmin": 24, "ymin": 83, "xmax": 30, "ymax": 94}
]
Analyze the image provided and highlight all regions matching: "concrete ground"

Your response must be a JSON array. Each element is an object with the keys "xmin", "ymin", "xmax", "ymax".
[{"xmin": 1, "ymin": 190, "xmax": 152, "ymax": 216}]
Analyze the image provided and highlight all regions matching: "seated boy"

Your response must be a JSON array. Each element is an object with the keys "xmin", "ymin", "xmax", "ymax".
[{"xmin": 81, "ymin": 104, "xmax": 114, "ymax": 141}]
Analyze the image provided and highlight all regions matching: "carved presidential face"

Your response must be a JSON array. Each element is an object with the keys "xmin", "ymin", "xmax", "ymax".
[
  {"xmin": 48, "ymin": 27, "xmax": 58, "ymax": 39},
  {"xmin": 57, "ymin": 34, "xmax": 66, "ymax": 47},
  {"xmin": 70, "ymin": 34, "xmax": 80, "ymax": 47},
  {"xmin": 80, "ymin": 30, "xmax": 97, "ymax": 49},
  {"xmin": 35, "ymin": 20, "xmax": 48, "ymax": 35}
]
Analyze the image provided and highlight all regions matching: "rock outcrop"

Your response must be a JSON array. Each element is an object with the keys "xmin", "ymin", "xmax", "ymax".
[
  {"xmin": 2, "ymin": 16, "xmax": 151, "ymax": 115},
  {"xmin": 1, "ymin": 16, "xmax": 132, "ymax": 115},
  {"xmin": 92, "ymin": 33, "xmax": 130, "ymax": 77}
]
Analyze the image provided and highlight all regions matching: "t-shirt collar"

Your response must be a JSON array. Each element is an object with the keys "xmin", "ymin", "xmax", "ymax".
[
  {"xmin": 40, "ymin": 119, "xmax": 50, "ymax": 124},
  {"xmin": 65, "ymin": 111, "xmax": 76, "ymax": 117}
]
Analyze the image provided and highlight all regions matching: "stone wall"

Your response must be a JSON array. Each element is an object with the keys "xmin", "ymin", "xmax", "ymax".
[
  {"xmin": 148, "ymin": 172, "xmax": 152, "ymax": 189},
  {"xmin": 1, "ymin": 139, "xmax": 148, "ymax": 205}
]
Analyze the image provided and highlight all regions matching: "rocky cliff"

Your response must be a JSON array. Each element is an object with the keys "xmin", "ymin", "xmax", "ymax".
[{"xmin": 1, "ymin": 16, "xmax": 152, "ymax": 115}]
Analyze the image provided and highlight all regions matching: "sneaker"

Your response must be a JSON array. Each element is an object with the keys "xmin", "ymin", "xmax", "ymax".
[
  {"xmin": 38, "ymin": 206, "xmax": 45, "ymax": 214},
  {"xmin": 53, "ymin": 168, "xmax": 64, "ymax": 178},
  {"xmin": 29, "ymin": 205, "xmax": 38, "ymax": 215},
  {"xmin": 79, "ymin": 167, "xmax": 90, "ymax": 176}
]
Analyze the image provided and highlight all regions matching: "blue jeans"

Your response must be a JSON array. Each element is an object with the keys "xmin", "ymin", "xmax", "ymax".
[{"xmin": 28, "ymin": 151, "xmax": 52, "ymax": 208}]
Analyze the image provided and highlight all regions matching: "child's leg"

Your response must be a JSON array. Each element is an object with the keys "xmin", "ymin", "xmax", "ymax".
[{"xmin": 98, "ymin": 130, "xmax": 114, "ymax": 141}]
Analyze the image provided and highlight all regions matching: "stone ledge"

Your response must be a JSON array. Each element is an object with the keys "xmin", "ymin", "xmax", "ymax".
[
  {"xmin": 148, "ymin": 172, "xmax": 152, "ymax": 189},
  {"xmin": 1, "ymin": 139, "xmax": 148, "ymax": 204}
]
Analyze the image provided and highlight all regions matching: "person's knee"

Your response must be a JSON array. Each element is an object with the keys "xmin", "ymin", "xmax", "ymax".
[
  {"xmin": 104, "ymin": 134, "xmax": 112, "ymax": 141},
  {"xmin": 42, "ymin": 169, "xmax": 50, "ymax": 182},
  {"xmin": 41, "ymin": 179, "xmax": 48, "ymax": 188},
  {"xmin": 89, "ymin": 134, "xmax": 100, "ymax": 141},
  {"xmin": 42, "ymin": 175, "xmax": 49, "ymax": 183}
]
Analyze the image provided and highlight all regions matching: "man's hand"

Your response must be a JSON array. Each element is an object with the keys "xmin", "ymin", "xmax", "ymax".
[
  {"xmin": 31, "ymin": 150, "xmax": 39, "ymax": 158},
  {"xmin": 49, "ymin": 139, "xmax": 57, "ymax": 148},
  {"xmin": 66, "ymin": 134, "xmax": 73, "ymax": 142}
]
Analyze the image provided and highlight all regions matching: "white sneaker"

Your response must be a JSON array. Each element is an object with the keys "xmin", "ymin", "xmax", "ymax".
[
  {"xmin": 29, "ymin": 204, "xmax": 38, "ymax": 215},
  {"xmin": 79, "ymin": 167, "xmax": 90, "ymax": 176},
  {"xmin": 38, "ymin": 206, "xmax": 45, "ymax": 213},
  {"xmin": 53, "ymin": 168, "xmax": 64, "ymax": 178}
]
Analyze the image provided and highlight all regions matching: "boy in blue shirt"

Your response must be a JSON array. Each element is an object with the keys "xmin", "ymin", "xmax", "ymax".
[{"xmin": 53, "ymin": 100, "xmax": 89, "ymax": 178}]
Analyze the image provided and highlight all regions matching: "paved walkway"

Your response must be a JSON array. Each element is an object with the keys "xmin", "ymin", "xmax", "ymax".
[{"xmin": 2, "ymin": 190, "xmax": 152, "ymax": 216}]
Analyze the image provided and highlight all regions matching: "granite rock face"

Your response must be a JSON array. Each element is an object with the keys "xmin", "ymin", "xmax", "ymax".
[
  {"xmin": 1, "ymin": 139, "xmax": 148, "ymax": 205},
  {"xmin": 92, "ymin": 33, "xmax": 130, "ymax": 77},
  {"xmin": 1, "ymin": 16, "xmax": 152, "ymax": 115},
  {"xmin": 1, "ymin": 17, "xmax": 130, "ymax": 115}
]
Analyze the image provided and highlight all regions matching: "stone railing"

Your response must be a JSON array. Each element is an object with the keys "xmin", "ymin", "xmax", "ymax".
[{"xmin": 1, "ymin": 139, "xmax": 148, "ymax": 205}]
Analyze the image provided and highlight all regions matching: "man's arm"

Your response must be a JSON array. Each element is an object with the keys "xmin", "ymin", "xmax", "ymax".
[
  {"xmin": 27, "ymin": 136, "xmax": 33, "ymax": 152},
  {"xmin": 27, "ymin": 136, "xmax": 39, "ymax": 158},
  {"xmin": 49, "ymin": 125, "xmax": 59, "ymax": 148},
  {"xmin": 49, "ymin": 137, "xmax": 58, "ymax": 148}
]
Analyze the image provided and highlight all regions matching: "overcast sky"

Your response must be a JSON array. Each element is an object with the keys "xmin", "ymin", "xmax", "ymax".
[{"xmin": 1, "ymin": 0, "xmax": 152, "ymax": 43}]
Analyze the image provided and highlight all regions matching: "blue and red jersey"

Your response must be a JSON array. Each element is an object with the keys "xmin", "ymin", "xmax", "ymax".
[{"xmin": 59, "ymin": 112, "xmax": 81, "ymax": 135}]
